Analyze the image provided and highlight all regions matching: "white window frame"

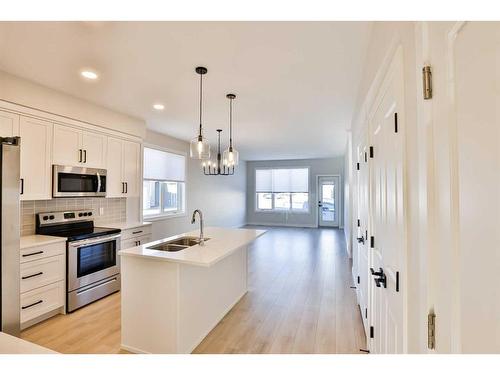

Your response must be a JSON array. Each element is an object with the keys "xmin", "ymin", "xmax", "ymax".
[
  {"xmin": 254, "ymin": 167, "xmax": 310, "ymax": 214},
  {"xmin": 142, "ymin": 144, "xmax": 187, "ymax": 221}
]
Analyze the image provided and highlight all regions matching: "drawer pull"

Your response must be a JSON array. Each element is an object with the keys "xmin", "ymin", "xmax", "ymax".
[
  {"xmin": 22, "ymin": 250, "xmax": 44, "ymax": 258},
  {"xmin": 22, "ymin": 271, "xmax": 44, "ymax": 280},
  {"xmin": 132, "ymin": 230, "xmax": 143, "ymax": 235},
  {"xmin": 22, "ymin": 300, "xmax": 43, "ymax": 310}
]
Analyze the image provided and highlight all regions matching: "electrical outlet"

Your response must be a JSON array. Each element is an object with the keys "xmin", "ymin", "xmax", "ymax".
[{"xmin": 99, "ymin": 207, "xmax": 104, "ymax": 216}]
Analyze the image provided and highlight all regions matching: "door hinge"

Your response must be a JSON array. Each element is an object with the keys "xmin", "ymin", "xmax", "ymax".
[
  {"xmin": 357, "ymin": 275, "xmax": 360, "ymax": 284},
  {"xmin": 357, "ymin": 219, "xmax": 360, "ymax": 227},
  {"xmin": 396, "ymin": 271, "xmax": 400, "ymax": 292},
  {"xmin": 364, "ymin": 152, "xmax": 367, "ymax": 162},
  {"xmin": 370, "ymin": 326, "xmax": 374, "ymax": 338},
  {"xmin": 394, "ymin": 112, "xmax": 398, "ymax": 133},
  {"xmin": 356, "ymin": 162, "xmax": 360, "ymax": 170},
  {"xmin": 428, "ymin": 312, "xmax": 436, "ymax": 350},
  {"xmin": 369, "ymin": 146, "xmax": 374, "ymax": 158},
  {"xmin": 422, "ymin": 65, "xmax": 432, "ymax": 100},
  {"xmin": 370, "ymin": 236, "xmax": 375, "ymax": 248},
  {"xmin": 365, "ymin": 308, "xmax": 368, "ymax": 319}
]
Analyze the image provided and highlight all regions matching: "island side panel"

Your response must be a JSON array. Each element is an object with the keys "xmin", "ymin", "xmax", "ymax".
[
  {"xmin": 178, "ymin": 245, "xmax": 248, "ymax": 353},
  {"xmin": 121, "ymin": 256, "xmax": 179, "ymax": 353}
]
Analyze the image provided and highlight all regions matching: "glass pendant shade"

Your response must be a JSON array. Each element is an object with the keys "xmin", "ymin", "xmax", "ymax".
[
  {"xmin": 223, "ymin": 147, "xmax": 239, "ymax": 167},
  {"xmin": 190, "ymin": 136, "xmax": 210, "ymax": 159}
]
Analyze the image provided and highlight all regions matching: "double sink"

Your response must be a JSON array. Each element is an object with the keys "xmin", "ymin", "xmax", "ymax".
[{"xmin": 147, "ymin": 236, "xmax": 210, "ymax": 252}]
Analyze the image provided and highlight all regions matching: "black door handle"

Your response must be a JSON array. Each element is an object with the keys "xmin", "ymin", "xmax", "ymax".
[
  {"xmin": 125, "ymin": 182, "xmax": 128, "ymax": 194},
  {"xmin": 370, "ymin": 267, "xmax": 383, "ymax": 277},
  {"xmin": 79, "ymin": 149, "xmax": 82, "ymax": 163},
  {"xmin": 83, "ymin": 149, "xmax": 87, "ymax": 163},
  {"xmin": 357, "ymin": 236, "xmax": 365, "ymax": 244},
  {"xmin": 20, "ymin": 178, "xmax": 24, "ymax": 195}
]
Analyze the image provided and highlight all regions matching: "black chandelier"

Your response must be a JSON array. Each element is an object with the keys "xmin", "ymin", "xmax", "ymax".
[{"xmin": 202, "ymin": 129, "xmax": 234, "ymax": 176}]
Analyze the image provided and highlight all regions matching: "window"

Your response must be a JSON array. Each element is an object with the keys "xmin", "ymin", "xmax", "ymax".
[
  {"xmin": 143, "ymin": 147, "xmax": 186, "ymax": 219},
  {"xmin": 255, "ymin": 168, "xmax": 309, "ymax": 212}
]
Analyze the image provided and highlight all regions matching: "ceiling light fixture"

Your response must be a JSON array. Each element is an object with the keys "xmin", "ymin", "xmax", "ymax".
[
  {"xmin": 202, "ymin": 129, "xmax": 234, "ymax": 176},
  {"xmin": 202, "ymin": 93, "xmax": 239, "ymax": 176},
  {"xmin": 153, "ymin": 103, "xmax": 165, "ymax": 110},
  {"xmin": 189, "ymin": 67, "xmax": 210, "ymax": 160},
  {"xmin": 80, "ymin": 70, "xmax": 98, "ymax": 80},
  {"xmin": 223, "ymin": 94, "xmax": 239, "ymax": 167}
]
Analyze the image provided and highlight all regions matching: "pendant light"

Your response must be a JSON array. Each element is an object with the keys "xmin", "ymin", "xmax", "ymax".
[
  {"xmin": 190, "ymin": 67, "xmax": 210, "ymax": 159},
  {"xmin": 222, "ymin": 93, "xmax": 239, "ymax": 167},
  {"xmin": 202, "ymin": 129, "xmax": 234, "ymax": 176}
]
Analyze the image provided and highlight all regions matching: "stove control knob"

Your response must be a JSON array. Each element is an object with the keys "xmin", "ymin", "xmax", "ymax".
[
  {"xmin": 88, "ymin": 212, "xmax": 92, "ymax": 216},
  {"xmin": 83, "ymin": 212, "xmax": 88, "ymax": 216},
  {"xmin": 78, "ymin": 213, "xmax": 83, "ymax": 217},
  {"xmin": 43, "ymin": 215, "xmax": 49, "ymax": 221},
  {"xmin": 49, "ymin": 215, "xmax": 55, "ymax": 220}
]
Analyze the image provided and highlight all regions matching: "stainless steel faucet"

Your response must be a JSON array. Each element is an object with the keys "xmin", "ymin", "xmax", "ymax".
[{"xmin": 191, "ymin": 209, "xmax": 205, "ymax": 246}]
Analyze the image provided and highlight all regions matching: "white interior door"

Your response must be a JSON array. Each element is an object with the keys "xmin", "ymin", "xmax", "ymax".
[
  {"xmin": 318, "ymin": 176, "xmax": 339, "ymax": 227},
  {"xmin": 422, "ymin": 21, "xmax": 500, "ymax": 353},
  {"xmin": 356, "ymin": 141, "xmax": 371, "ymax": 338},
  {"xmin": 369, "ymin": 46, "xmax": 405, "ymax": 354}
]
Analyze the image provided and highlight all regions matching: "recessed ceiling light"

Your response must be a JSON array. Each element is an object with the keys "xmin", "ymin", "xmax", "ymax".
[
  {"xmin": 153, "ymin": 103, "xmax": 165, "ymax": 111},
  {"xmin": 80, "ymin": 70, "xmax": 98, "ymax": 80}
]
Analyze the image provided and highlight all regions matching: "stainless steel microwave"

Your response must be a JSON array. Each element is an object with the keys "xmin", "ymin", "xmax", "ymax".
[{"xmin": 53, "ymin": 165, "xmax": 107, "ymax": 198}]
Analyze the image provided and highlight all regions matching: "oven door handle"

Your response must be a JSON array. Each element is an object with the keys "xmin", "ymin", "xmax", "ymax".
[
  {"xmin": 69, "ymin": 234, "xmax": 121, "ymax": 248},
  {"xmin": 96, "ymin": 172, "xmax": 101, "ymax": 194}
]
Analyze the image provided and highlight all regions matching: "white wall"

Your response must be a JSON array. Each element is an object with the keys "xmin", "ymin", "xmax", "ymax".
[
  {"xmin": 144, "ymin": 130, "xmax": 247, "ymax": 240},
  {"xmin": 343, "ymin": 133, "xmax": 353, "ymax": 257},
  {"xmin": 246, "ymin": 157, "xmax": 344, "ymax": 228},
  {"xmin": 0, "ymin": 70, "xmax": 145, "ymax": 138}
]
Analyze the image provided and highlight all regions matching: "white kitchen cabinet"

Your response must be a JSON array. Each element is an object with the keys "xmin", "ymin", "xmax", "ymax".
[
  {"xmin": 81, "ymin": 131, "xmax": 107, "ymax": 168},
  {"xmin": 19, "ymin": 117, "xmax": 53, "ymax": 200},
  {"xmin": 19, "ymin": 239, "xmax": 66, "ymax": 329},
  {"xmin": 122, "ymin": 140, "xmax": 140, "ymax": 197},
  {"xmin": 106, "ymin": 137, "xmax": 141, "ymax": 198},
  {"xmin": 0, "ymin": 110, "xmax": 20, "ymax": 136},
  {"xmin": 53, "ymin": 124, "xmax": 106, "ymax": 169}
]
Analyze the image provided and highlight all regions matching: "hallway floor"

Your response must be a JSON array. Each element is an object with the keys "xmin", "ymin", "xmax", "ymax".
[{"xmin": 21, "ymin": 226, "xmax": 366, "ymax": 354}]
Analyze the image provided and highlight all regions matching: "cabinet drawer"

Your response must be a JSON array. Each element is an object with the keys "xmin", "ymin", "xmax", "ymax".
[
  {"xmin": 121, "ymin": 225, "xmax": 152, "ymax": 240},
  {"xmin": 20, "ymin": 242, "xmax": 65, "ymax": 264},
  {"xmin": 20, "ymin": 255, "xmax": 65, "ymax": 293},
  {"xmin": 121, "ymin": 234, "xmax": 152, "ymax": 250},
  {"xmin": 20, "ymin": 281, "xmax": 64, "ymax": 323}
]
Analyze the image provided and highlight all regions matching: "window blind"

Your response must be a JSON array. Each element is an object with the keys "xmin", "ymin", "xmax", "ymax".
[
  {"xmin": 255, "ymin": 168, "xmax": 308, "ymax": 193},
  {"xmin": 144, "ymin": 147, "xmax": 186, "ymax": 182}
]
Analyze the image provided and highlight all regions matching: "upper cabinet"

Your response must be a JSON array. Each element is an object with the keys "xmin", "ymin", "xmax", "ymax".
[
  {"xmin": 106, "ymin": 137, "xmax": 140, "ymax": 198},
  {"xmin": 53, "ymin": 124, "xmax": 106, "ymax": 169},
  {"xmin": 19, "ymin": 117, "xmax": 53, "ymax": 201},
  {"xmin": 0, "ymin": 110, "xmax": 20, "ymax": 136}
]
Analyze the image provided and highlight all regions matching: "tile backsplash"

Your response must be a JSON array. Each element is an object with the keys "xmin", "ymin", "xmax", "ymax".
[{"xmin": 21, "ymin": 198, "xmax": 127, "ymax": 236}]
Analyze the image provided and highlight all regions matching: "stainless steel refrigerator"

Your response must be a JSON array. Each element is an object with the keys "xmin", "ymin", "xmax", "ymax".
[{"xmin": 0, "ymin": 136, "xmax": 20, "ymax": 336}]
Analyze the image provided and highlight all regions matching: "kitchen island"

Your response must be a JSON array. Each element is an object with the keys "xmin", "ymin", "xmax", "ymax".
[{"xmin": 118, "ymin": 226, "xmax": 266, "ymax": 354}]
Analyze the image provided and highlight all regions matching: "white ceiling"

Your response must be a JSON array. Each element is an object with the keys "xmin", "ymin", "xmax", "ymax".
[{"xmin": 0, "ymin": 22, "xmax": 371, "ymax": 160}]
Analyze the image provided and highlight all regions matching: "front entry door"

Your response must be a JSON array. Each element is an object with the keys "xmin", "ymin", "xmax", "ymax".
[
  {"xmin": 369, "ymin": 46, "xmax": 406, "ymax": 354},
  {"xmin": 318, "ymin": 176, "xmax": 339, "ymax": 227}
]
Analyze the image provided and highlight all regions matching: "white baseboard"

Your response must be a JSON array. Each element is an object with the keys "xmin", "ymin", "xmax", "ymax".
[{"xmin": 246, "ymin": 221, "xmax": 317, "ymax": 228}]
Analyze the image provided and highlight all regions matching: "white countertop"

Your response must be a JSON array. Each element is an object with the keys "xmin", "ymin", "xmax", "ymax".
[
  {"xmin": 100, "ymin": 221, "xmax": 152, "ymax": 230},
  {"xmin": 0, "ymin": 332, "xmax": 57, "ymax": 354},
  {"xmin": 20, "ymin": 235, "xmax": 67, "ymax": 249},
  {"xmin": 119, "ymin": 227, "xmax": 266, "ymax": 267}
]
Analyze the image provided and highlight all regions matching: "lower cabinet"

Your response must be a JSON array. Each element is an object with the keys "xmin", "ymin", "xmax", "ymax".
[
  {"xmin": 20, "ymin": 241, "xmax": 66, "ymax": 330},
  {"xmin": 120, "ymin": 224, "xmax": 152, "ymax": 250}
]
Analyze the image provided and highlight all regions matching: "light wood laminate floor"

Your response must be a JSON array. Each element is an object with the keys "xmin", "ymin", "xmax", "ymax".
[{"xmin": 21, "ymin": 226, "xmax": 366, "ymax": 354}]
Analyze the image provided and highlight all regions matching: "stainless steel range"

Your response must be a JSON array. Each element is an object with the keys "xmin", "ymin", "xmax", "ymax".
[{"xmin": 36, "ymin": 210, "xmax": 121, "ymax": 312}]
